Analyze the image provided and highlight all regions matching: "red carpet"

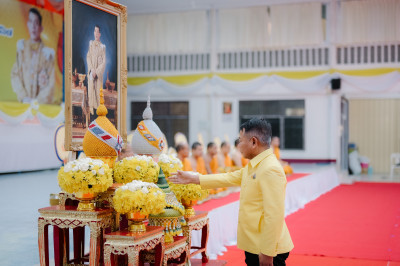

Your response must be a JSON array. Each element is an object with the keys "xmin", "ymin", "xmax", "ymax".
[
  {"xmin": 194, "ymin": 173, "xmax": 310, "ymax": 212},
  {"xmin": 286, "ymin": 182, "xmax": 400, "ymax": 261},
  {"xmin": 217, "ymin": 245, "xmax": 400, "ymax": 266},
  {"xmin": 217, "ymin": 182, "xmax": 400, "ymax": 265}
]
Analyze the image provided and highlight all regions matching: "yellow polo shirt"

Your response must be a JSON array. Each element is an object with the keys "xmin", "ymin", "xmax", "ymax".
[{"xmin": 199, "ymin": 148, "xmax": 294, "ymax": 256}]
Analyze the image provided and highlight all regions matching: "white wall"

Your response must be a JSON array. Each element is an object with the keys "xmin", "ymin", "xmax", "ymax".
[{"xmin": 127, "ymin": 82, "xmax": 342, "ymax": 161}]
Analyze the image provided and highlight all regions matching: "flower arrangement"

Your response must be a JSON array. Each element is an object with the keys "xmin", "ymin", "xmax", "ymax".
[
  {"xmin": 58, "ymin": 158, "xmax": 113, "ymax": 194},
  {"xmin": 170, "ymin": 182, "xmax": 209, "ymax": 203},
  {"xmin": 113, "ymin": 155, "xmax": 159, "ymax": 184},
  {"xmin": 113, "ymin": 180, "xmax": 166, "ymax": 215},
  {"xmin": 157, "ymin": 154, "xmax": 183, "ymax": 178}
]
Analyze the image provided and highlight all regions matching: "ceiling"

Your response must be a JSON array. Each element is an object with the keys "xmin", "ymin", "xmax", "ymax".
[{"xmin": 113, "ymin": 0, "xmax": 323, "ymax": 15}]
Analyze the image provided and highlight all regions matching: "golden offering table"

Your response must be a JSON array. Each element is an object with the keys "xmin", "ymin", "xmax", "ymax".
[
  {"xmin": 182, "ymin": 211, "xmax": 209, "ymax": 262},
  {"xmin": 142, "ymin": 235, "xmax": 189, "ymax": 266},
  {"xmin": 38, "ymin": 205, "xmax": 114, "ymax": 266},
  {"xmin": 104, "ymin": 226, "xmax": 165, "ymax": 266},
  {"xmin": 162, "ymin": 236, "xmax": 188, "ymax": 265}
]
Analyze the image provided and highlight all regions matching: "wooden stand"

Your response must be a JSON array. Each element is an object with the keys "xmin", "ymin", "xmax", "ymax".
[
  {"xmin": 182, "ymin": 211, "xmax": 209, "ymax": 263},
  {"xmin": 38, "ymin": 206, "xmax": 113, "ymax": 266},
  {"xmin": 104, "ymin": 226, "xmax": 165, "ymax": 266}
]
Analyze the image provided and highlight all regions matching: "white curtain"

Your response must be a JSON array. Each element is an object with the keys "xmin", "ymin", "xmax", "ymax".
[
  {"xmin": 338, "ymin": 0, "xmax": 400, "ymax": 44},
  {"xmin": 127, "ymin": 11, "xmax": 209, "ymax": 54},
  {"xmin": 268, "ymin": 2, "xmax": 324, "ymax": 47},
  {"xmin": 218, "ymin": 7, "xmax": 269, "ymax": 51}
]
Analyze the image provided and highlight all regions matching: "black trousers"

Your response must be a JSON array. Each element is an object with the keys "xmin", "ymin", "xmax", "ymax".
[{"xmin": 245, "ymin": 251, "xmax": 290, "ymax": 266}]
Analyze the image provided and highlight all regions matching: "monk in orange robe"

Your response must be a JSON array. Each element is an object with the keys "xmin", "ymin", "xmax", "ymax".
[
  {"xmin": 271, "ymin": 136, "xmax": 293, "ymax": 175},
  {"xmin": 218, "ymin": 141, "xmax": 233, "ymax": 168},
  {"xmin": 204, "ymin": 142, "xmax": 219, "ymax": 174},
  {"xmin": 232, "ymin": 138, "xmax": 249, "ymax": 167},
  {"xmin": 176, "ymin": 143, "xmax": 192, "ymax": 171},
  {"xmin": 187, "ymin": 142, "xmax": 207, "ymax": 174}
]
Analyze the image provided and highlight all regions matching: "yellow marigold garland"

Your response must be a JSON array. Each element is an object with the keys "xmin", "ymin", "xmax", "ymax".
[
  {"xmin": 57, "ymin": 158, "xmax": 113, "ymax": 194},
  {"xmin": 113, "ymin": 155, "xmax": 159, "ymax": 184},
  {"xmin": 113, "ymin": 180, "xmax": 166, "ymax": 215}
]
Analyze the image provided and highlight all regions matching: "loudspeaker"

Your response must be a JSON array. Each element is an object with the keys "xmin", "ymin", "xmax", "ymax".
[{"xmin": 331, "ymin": 78, "xmax": 341, "ymax": 90}]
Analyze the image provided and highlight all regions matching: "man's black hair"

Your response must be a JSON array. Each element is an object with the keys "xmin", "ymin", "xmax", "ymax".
[
  {"xmin": 192, "ymin": 142, "xmax": 202, "ymax": 150},
  {"xmin": 95, "ymin": 24, "xmax": 101, "ymax": 32},
  {"xmin": 207, "ymin": 142, "xmax": 215, "ymax": 149},
  {"xmin": 239, "ymin": 118, "xmax": 272, "ymax": 146},
  {"xmin": 29, "ymin": 8, "xmax": 42, "ymax": 26}
]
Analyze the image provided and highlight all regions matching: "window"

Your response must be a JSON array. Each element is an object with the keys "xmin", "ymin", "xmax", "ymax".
[
  {"xmin": 131, "ymin": 101, "xmax": 189, "ymax": 147},
  {"xmin": 239, "ymin": 100, "xmax": 305, "ymax": 150}
]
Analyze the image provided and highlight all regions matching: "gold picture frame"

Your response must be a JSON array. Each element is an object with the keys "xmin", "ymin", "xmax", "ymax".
[{"xmin": 64, "ymin": 0, "xmax": 127, "ymax": 151}]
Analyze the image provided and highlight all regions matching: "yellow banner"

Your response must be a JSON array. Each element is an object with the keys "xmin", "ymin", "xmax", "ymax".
[{"xmin": 0, "ymin": 0, "xmax": 63, "ymax": 105}]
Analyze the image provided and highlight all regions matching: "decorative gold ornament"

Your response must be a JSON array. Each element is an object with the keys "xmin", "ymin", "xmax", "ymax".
[
  {"xmin": 181, "ymin": 199, "xmax": 197, "ymax": 218},
  {"xmin": 75, "ymin": 191, "xmax": 97, "ymax": 211},
  {"xmin": 127, "ymin": 211, "xmax": 148, "ymax": 233}
]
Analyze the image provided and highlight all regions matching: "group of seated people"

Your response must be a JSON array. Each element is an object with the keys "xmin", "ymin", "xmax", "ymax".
[
  {"xmin": 119, "ymin": 135, "xmax": 293, "ymax": 176},
  {"xmin": 174, "ymin": 137, "xmax": 293, "ymax": 176},
  {"xmin": 176, "ymin": 141, "xmax": 247, "ymax": 175}
]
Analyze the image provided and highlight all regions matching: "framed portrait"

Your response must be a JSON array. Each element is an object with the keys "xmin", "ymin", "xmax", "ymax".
[
  {"xmin": 223, "ymin": 102, "xmax": 232, "ymax": 114},
  {"xmin": 64, "ymin": 0, "xmax": 127, "ymax": 151}
]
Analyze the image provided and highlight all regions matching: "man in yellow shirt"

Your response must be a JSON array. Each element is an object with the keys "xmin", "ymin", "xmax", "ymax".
[{"xmin": 170, "ymin": 118, "xmax": 293, "ymax": 266}]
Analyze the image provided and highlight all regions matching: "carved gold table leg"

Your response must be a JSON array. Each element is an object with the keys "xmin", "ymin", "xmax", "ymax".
[
  {"xmin": 127, "ymin": 246, "xmax": 140, "ymax": 266},
  {"xmin": 89, "ymin": 223, "xmax": 101, "ymax": 266},
  {"xmin": 104, "ymin": 244, "xmax": 112, "ymax": 266},
  {"xmin": 38, "ymin": 218, "xmax": 49, "ymax": 266},
  {"xmin": 201, "ymin": 223, "xmax": 209, "ymax": 262}
]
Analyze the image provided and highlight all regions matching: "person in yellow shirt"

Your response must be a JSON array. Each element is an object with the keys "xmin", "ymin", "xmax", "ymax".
[
  {"xmin": 188, "ymin": 142, "xmax": 207, "ymax": 175},
  {"xmin": 169, "ymin": 118, "xmax": 294, "ymax": 266},
  {"xmin": 204, "ymin": 142, "xmax": 219, "ymax": 174},
  {"xmin": 271, "ymin": 137, "xmax": 293, "ymax": 175},
  {"xmin": 176, "ymin": 143, "xmax": 192, "ymax": 171}
]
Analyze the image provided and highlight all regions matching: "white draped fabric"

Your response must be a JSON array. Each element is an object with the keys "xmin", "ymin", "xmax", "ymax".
[
  {"xmin": 128, "ymin": 71, "xmax": 400, "ymax": 96},
  {"xmin": 285, "ymin": 166, "xmax": 340, "ymax": 216},
  {"xmin": 270, "ymin": 73, "xmax": 331, "ymax": 94},
  {"xmin": 191, "ymin": 166, "xmax": 340, "ymax": 259},
  {"xmin": 338, "ymin": 0, "xmax": 400, "ymax": 44},
  {"xmin": 218, "ymin": 7, "xmax": 269, "ymax": 50},
  {"xmin": 127, "ymin": 11, "xmax": 208, "ymax": 54},
  {"xmin": 338, "ymin": 71, "xmax": 400, "ymax": 93}
]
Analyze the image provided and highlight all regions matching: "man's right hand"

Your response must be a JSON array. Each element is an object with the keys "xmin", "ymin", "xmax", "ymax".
[{"xmin": 169, "ymin": 170, "xmax": 200, "ymax": 185}]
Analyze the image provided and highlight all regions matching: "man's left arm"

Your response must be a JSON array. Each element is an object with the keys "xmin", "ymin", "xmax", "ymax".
[{"xmin": 258, "ymin": 166, "xmax": 286, "ymax": 257}]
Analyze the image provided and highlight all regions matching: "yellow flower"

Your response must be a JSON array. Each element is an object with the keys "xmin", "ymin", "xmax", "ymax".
[
  {"xmin": 113, "ymin": 155, "xmax": 159, "ymax": 184},
  {"xmin": 57, "ymin": 158, "xmax": 113, "ymax": 194},
  {"xmin": 170, "ymin": 183, "xmax": 209, "ymax": 202},
  {"xmin": 158, "ymin": 154, "xmax": 183, "ymax": 179},
  {"xmin": 113, "ymin": 181, "xmax": 166, "ymax": 215}
]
